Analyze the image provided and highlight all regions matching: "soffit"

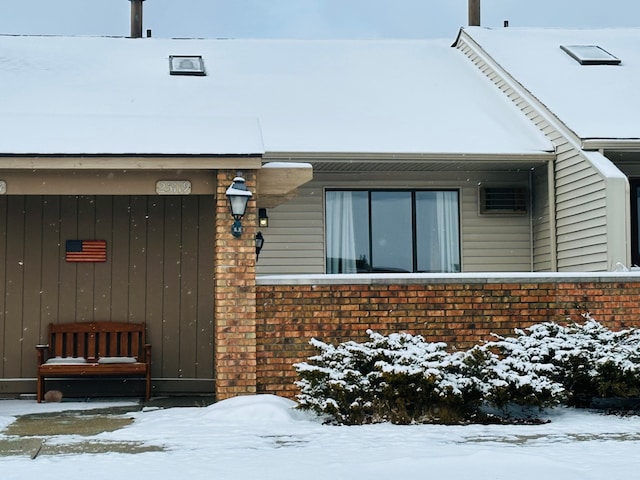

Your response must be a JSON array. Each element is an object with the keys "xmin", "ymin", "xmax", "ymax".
[{"xmin": 263, "ymin": 152, "xmax": 552, "ymax": 173}]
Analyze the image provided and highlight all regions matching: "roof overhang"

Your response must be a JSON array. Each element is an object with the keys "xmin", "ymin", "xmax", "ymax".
[
  {"xmin": 263, "ymin": 151, "xmax": 554, "ymax": 173},
  {"xmin": 0, "ymin": 155, "xmax": 313, "ymax": 203},
  {"xmin": 0, "ymin": 155, "xmax": 262, "ymax": 170}
]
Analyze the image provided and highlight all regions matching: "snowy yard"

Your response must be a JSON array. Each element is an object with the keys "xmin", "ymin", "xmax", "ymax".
[{"xmin": 1, "ymin": 394, "xmax": 640, "ymax": 479}]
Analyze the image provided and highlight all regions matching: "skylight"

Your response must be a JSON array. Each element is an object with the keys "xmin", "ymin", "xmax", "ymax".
[
  {"xmin": 169, "ymin": 55, "xmax": 206, "ymax": 76},
  {"xmin": 560, "ymin": 45, "xmax": 621, "ymax": 65}
]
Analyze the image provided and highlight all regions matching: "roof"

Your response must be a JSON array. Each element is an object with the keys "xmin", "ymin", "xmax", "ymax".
[
  {"xmin": 462, "ymin": 27, "xmax": 640, "ymax": 141},
  {"xmin": 0, "ymin": 34, "xmax": 552, "ymax": 156}
]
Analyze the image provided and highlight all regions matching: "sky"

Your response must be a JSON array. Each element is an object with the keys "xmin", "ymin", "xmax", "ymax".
[
  {"xmin": 0, "ymin": 0, "xmax": 639, "ymax": 39},
  {"xmin": 2, "ymin": 395, "xmax": 640, "ymax": 479}
]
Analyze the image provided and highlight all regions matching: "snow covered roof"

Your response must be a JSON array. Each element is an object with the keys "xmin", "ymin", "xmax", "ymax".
[
  {"xmin": 0, "ymin": 35, "xmax": 552, "ymax": 156},
  {"xmin": 463, "ymin": 27, "xmax": 640, "ymax": 141}
]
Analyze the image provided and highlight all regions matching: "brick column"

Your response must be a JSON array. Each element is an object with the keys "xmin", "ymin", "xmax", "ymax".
[{"xmin": 214, "ymin": 169, "xmax": 258, "ymax": 400}]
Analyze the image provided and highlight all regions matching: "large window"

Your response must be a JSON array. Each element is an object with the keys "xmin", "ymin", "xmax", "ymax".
[{"xmin": 325, "ymin": 190, "xmax": 460, "ymax": 273}]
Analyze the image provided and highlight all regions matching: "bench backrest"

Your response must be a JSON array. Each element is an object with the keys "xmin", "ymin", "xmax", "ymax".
[{"xmin": 48, "ymin": 322, "xmax": 147, "ymax": 361}]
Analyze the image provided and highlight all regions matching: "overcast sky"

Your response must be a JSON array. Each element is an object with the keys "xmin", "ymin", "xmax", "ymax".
[{"xmin": 1, "ymin": 0, "xmax": 639, "ymax": 39}]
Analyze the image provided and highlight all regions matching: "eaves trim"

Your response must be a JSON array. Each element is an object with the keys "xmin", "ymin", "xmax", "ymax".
[
  {"xmin": 0, "ymin": 154, "xmax": 263, "ymax": 170},
  {"xmin": 262, "ymin": 151, "xmax": 554, "ymax": 163},
  {"xmin": 582, "ymin": 139, "xmax": 640, "ymax": 151}
]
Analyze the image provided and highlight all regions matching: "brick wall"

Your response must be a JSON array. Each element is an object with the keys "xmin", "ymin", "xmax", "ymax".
[
  {"xmin": 255, "ymin": 274, "xmax": 640, "ymax": 398},
  {"xmin": 214, "ymin": 170, "xmax": 258, "ymax": 400}
]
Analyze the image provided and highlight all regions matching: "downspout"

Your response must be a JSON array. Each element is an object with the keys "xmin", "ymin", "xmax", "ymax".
[
  {"xmin": 529, "ymin": 170, "xmax": 534, "ymax": 271},
  {"xmin": 547, "ymin": 159, "xmax": 558, "ymax": 271}
]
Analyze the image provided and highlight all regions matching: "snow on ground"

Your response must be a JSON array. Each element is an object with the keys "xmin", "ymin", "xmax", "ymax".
[{"xmin": 1, "ymin": 394, "xmax": 640, "ymax": 480}]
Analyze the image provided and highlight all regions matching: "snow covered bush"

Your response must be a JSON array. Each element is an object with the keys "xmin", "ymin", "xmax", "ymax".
[
  {"xmin": 294, "ymin": 330, "xmax": 562, "ymax": 425},
  {"xmin": 490, "ymin": 315, "xmax": 640, "ymax": 406},
  {"xmin": 294, "ymin": 317, "xmax": 640, "ymax": 424}
]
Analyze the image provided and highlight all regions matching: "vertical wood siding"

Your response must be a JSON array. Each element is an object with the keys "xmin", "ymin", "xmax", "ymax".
[{"xmin": 0, "ymin": 195, "xmax": 215, "ymax": 381}]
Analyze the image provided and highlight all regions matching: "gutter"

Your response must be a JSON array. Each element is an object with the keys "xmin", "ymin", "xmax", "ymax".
[
  {"xmin": 262, "ymin": 151, "xmax": 554, "ymax": 163},
  {"xmin": 582, "ymin": 139, "xmax": 640, "ymax": 151}
]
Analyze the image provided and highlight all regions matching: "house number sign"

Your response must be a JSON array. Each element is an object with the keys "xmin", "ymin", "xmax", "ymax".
[
  {"xmin": 0, "ymin": 180, "xmax": 6, "ymax": 194},
  {"xmin": 156, "ymin": 180, "xmax": 192, "ymax": 195}
]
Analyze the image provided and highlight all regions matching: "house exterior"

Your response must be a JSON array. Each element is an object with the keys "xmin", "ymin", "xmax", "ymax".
[
  {"xmin": 256, "ymin": 27, "xmax": 640, "ymax": 398},
  {"xmin": 1, "ymin": 28, "xmax": 639, "ymax": 400}
]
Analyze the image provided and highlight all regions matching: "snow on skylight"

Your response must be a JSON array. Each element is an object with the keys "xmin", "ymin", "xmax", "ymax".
[
  {"xmin": 560, "ymin": 45, "xmax": 621, "ymax": 65},
  {"xmin": 169, "ymin": 55, "xmax": 206, "ymax": 75}
]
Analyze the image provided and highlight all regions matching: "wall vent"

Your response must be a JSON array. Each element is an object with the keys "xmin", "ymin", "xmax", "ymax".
[{"xmin": 479, "ymin": 187, "xmax": 527, "ymax": 214}]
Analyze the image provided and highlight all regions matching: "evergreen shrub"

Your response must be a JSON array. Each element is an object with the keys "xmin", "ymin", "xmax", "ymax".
[
  {"xmin": 294, "ymin": 316, "xmax": 640, "ymax": 424},
  {"xmin": 294, "ymin": 331, "xmax": 562, "ymax": 424},
  {"xmin": 491, "ymin": 315, "xmax": 640, "ymax": 406}
]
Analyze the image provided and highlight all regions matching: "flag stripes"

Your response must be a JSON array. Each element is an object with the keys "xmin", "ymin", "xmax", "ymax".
[{"xmin": 65, "ymin": 240, "xmax": 107, "ymax": 262}]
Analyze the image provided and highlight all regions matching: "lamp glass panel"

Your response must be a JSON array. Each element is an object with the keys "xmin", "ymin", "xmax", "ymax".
[{"xmin": 228, "ymin": 195, "xmax": 249, "ymax": 217}]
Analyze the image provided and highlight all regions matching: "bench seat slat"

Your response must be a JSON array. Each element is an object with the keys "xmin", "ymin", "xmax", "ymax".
[{"xmin": 39, "ymin": 363, "xmax": 148, "ymax": 376}]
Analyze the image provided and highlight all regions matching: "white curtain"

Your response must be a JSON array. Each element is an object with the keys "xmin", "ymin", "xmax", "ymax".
[
  {"xmin": 326, "ymin": 191, "xmax": 357, "ymax": 273},
  {"xmin": 435, "ymin": 191, "xmax": 460, "ymax": 272}
]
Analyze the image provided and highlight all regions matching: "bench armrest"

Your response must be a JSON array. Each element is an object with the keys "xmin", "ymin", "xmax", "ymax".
[{"xmin": 36, "ymin": 344, "xmax": 49, "ymax": 365}]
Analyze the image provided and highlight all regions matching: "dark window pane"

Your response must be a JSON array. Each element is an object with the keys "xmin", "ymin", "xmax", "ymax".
[
  {"xmin": 352, "ymin": 192, "xmax": 370, "ymax": 271},
  {"xmin": 370, "ymin": 191, "xmax": 412, "ymax": 273}
]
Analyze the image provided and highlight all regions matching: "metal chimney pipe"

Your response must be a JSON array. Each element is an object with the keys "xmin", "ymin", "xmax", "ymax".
[
  {"xmin": 468, "ymin": 0, "xmax": 481, "ymax": 26},
  {"xmin": 130, "ymin": 0, "xmax": 145, "ymax": 38}
]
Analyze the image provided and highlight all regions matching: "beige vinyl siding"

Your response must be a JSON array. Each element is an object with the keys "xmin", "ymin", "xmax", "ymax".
[
  {"xmin": 256, "ymin": 183, "xmax": 325, "ymax": 274},
  {"xmin": 257, "ymin": 171, "xmax": 533, "ymax": 275},
  {"xmin": 0, "ymin": 195, "xmax": 215, "ymax": 382},
  {"xmin": 461, "ymin": 175, "xmax": 532, "ymax": 272},
  {"xmin": 531, "ymin": 166, "xmax": 552, "ymax": 271},
  {"xmin": 554, "ymin": 148, "xmax": 609, "ymax": 270},
  {"xmin": 457, "ymin": 32, "xmax": 629, "ymax": 272}
]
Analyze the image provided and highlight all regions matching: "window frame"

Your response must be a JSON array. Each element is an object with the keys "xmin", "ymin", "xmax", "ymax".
[
  {"xmin": 169, "ymin": 55, "xmax": 207, "ymax": 76},
  {"xmin": 560, "ymin": 45, "xmax": 621, "ymax": 65},
  {"xmin": 324, "ymin": 188, "xmax": 461, "ymax": 274}
]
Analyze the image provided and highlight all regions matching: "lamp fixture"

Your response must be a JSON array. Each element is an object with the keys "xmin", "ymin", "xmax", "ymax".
[
  {"xmin": 258, "ymin": 208, "xmax": 269, "ymax": 228},
  {"xmin": 255, "ymin": 231, "xmax": 265, "ymax": 259},
  {"xmin": 225, "ymin": 176, "xmax": 253, "ymax": 238}
]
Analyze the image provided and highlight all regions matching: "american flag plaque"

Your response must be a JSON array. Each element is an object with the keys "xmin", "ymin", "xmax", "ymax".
[{"xmin": 65, "ymin": 240, "xmax": 107, "ymax": 263}]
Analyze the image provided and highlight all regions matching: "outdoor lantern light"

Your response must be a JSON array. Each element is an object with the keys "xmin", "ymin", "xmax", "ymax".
[
  {"xmin": 258, "ymin": 208, "xmax": 269, "ymax": 228},
  {"xmin": 225, "ymin": 176, "xmax": 253, "ymax": 238},
  {"xmin": 255, "ymin": 231, "xmax": 265, "ymax": 259}
]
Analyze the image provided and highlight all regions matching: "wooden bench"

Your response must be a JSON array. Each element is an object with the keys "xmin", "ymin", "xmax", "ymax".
[{"xmin": 36, "ymin": 322, "xmax": 151, "ymax": 403}]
